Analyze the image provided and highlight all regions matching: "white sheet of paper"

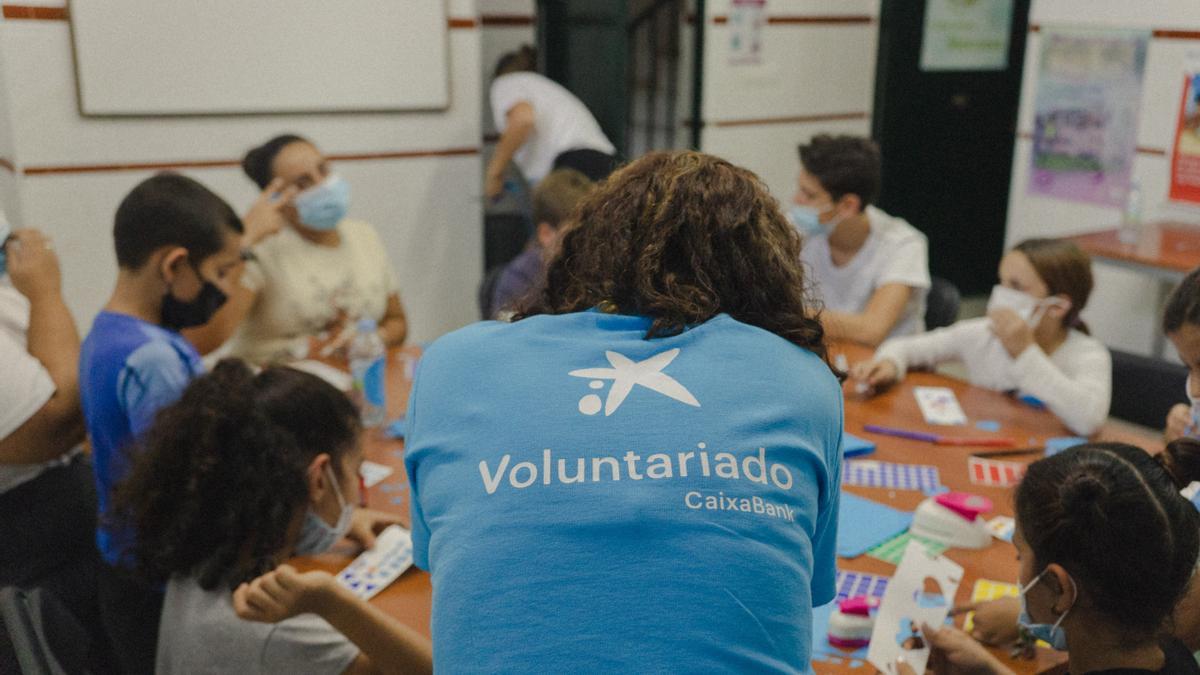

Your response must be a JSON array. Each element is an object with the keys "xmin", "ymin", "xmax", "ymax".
[
  {"xmin": 359, "ymin": 460, "xmax": 394, "ymax": 488},
  {"xmin": 335, "ymin": 525, "xmax": 413, "ymax": 600},
  {"xmin": 913, "ymin": 386, "xmax": 968, "ymax": 426},
  {"xmin": 867, "ymin": 541, "xmax": 964, "ymax": 675},
  {"xmin": 287, "ymin": 359, "xmax": 353, "ymax": 392}
]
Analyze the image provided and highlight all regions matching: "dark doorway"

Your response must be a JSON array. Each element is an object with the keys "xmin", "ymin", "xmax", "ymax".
[
  {"xmin": 872, "ymin": 0, "xmax": 1031, "ymax": 296},
  {"xmin": 538, "ymin": 1, "xmax": 630, "ymax": 154}
]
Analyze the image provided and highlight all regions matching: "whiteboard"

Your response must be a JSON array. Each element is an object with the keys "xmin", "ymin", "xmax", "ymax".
[{"xmin": 69, "ymin": 1, "xmax": 449, "ymax": 116}]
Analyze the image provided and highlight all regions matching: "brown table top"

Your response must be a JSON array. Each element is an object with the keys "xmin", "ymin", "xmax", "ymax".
[
  {"xmin": 294, "ymin": 341, "xmax": 1160, "ymax": 674},
  {"xmin": 1067, "ymin": 221, "xmax": 1200, "ymax": 276}
]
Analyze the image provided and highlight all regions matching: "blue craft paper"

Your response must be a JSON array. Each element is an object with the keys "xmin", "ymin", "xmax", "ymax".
[
  {"xmin": 837, "ymin": 493, "xmax": 913, "ymax": 558},
  {"xmin": 385, "ymin": 417, "xmax": 407, "ymax": 439},
  {"xmin": 811, "ymin": 601, "xmax": 869, "ymax": 662},
  {"xmin": 1045, "ymin": 437, "xmax": 1087, "ymax": 456},
  {"xmin": 974, "ymin": 420, "xmax": 1001, "ymax": 432},
  {"xmin": 842, "ymin": 432, "xmax": 876, "ymax": 458}
]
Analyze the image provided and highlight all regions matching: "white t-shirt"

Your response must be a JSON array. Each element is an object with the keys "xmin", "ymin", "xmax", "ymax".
[
  {"xmin": 156, "ymin": 575, "xmax": 359, "ymax": 675},
  {"xmin": 800, "ymin": 205, "xmax": 931, "ymax": 340},
  {"xmin": 490, "ymin": 72, "xmax": 616, "ymax": 183},
  {"xmin": 874, "ymin": 317, "xmax": 1112, "ymax": 436},
  {"xmin": 227, "ymin": 219, "xmax": 400, "ymax": 365},
  {"xmin": 0, "ymin": 284, "xmax": 68, "ymax": 494}
]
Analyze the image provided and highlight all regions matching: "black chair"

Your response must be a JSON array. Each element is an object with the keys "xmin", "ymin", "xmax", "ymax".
[
  {"xmin": 483, "ymin": 213, "xmax": 531, "ymax": 273},
  {"xmin": 0, "ymin": 586, "xmax": 92, "ymax": 675},
  {"xmin": 924, "ymin": 277, "xmax": 961, "ymax": 330},
  {"xmin": 1109, "ymin": 349, "xmax": 1189, "ymax": 429}
]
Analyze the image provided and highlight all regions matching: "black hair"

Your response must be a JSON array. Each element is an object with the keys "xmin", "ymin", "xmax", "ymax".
[
  {"xmin": 113, "ymin": 173, "xmax": 243, "ymax": 270},
  {"xmin": 112, "ymin": 359, "xmax": 362, "ymax": 590},
  {"xmin": 1015, "ymin": 441, "xmax": 1200, "ymax": 635},
  {"xmin": 797, "ymin": 134, "xmax": 882, "ymax": 208},
  {"xmin": 1163, "ymin": 267, "xmax": 1200, "ymax": 334},
  {"xmin": 494, "ymin": 44, "xmax": 537, "ymax": 79},
  {"xmin": 242, "ymin": 133, "xmax": 309, "ymax": 189}
]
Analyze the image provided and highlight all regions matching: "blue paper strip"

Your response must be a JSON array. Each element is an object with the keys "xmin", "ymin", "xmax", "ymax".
[{"xmin": 837, "ymin": 493, "xmax": 914, "ymax": 558}]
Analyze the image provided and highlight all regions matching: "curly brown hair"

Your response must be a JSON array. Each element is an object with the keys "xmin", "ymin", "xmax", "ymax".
[
  {"xmin": 515, "ymin": 150, "xmax": 832, "ymax": 369},
  {"xmin": 111, "ymin": 359, "xmax": 361, "ymax": 590}
]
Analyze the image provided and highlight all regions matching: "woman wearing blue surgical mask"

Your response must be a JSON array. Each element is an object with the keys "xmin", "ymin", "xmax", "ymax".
[
  {"xmin": 185, "ymin": 134, "xmax": 408, "ymax": 365},
  {"xmin": 851, "ymin": 238, "xmax": 1111, "ymax": 436},
  {"xmin": 895, "ymin": 441, "xmax": 1200, "ymax": 675},
  {"xmin": 113, "ymin": 360, "xmax": 431, "ymax": 674},
  {"xmin": 1162, "ymin": 269, "xmax": 1200, "ymax": 443}
]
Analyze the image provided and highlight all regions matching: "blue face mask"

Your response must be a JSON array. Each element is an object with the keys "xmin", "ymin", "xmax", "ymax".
[
  {"xmin": 293, "ymin": 465, "xmax": 356, "ymax": 556},
  {"xmin": 786, "ymin": 202, "xmax": 842, "ymax": 237},
  {"xmin": 293, "ymin": 174, "xmax": 350, "ymax": 231},
  {"xmin": 1017, "ymin": 568, "xmax": 1075, "ymax": 651}
]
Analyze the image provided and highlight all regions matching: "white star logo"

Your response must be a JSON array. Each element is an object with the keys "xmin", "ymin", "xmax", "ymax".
[{"xmin": 568, "ymin": 348, "xmax": 700, "ymax": 416}]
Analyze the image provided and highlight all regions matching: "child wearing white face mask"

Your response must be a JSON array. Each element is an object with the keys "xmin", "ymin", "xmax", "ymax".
[
  {"xmin": 112, "ymin": 360, "xmax": 431, "ymax": 675},
  {"xmin": 894, "ymin": 441, "xmax": 1200, "ymax": 675},
  {"xmin": 852, "ymin": 238, "xmax": 1111, "ymax": 436}
]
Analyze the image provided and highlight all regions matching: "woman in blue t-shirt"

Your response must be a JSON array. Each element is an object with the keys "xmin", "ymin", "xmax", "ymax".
[{"xmin": 405, "ymin": 151, "xmax": 844, "ymax": 672}]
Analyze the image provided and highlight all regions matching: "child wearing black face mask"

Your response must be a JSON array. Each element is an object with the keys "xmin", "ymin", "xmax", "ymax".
[{"xmin": 78, "ymin": 172, "xmax": 288, "ymax": 673}]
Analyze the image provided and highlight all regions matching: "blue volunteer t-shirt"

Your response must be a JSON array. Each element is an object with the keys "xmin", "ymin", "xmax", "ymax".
[
  {"xmin": 79, "ymin": 311, "xmax": 204, "ymax": 566},
  {"xmin": 405, "ymin": 311, "xmax": 842, "ymax": 673}
]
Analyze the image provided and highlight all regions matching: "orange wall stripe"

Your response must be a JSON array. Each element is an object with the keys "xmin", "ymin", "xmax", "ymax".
[
  {"xmin": 22, "ymin": 147, "xmax": 479, "ymax": 176},
  {"xmin": 1016, "ymin": 131, "xmax": 1166, "ymax": 156},
  {"xmin": 448, "ymin": 17, "xmax": 477, "ymax": 29},
  {"xmin": 1030, "ymin": 24, "xmax": 1200, "ymax": 40},
  {"xmin": 2, "ymin": 4, "xmax": 68, "ymax": 20},
  {"xmin": 0, "ymin": 157, "xmax": 14, "ymax": 173}
]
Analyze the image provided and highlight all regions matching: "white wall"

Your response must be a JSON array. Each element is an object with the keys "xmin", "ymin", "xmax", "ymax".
[
  {"xmin": 1006, "ymin": 1, "xmax": 1200, "ymax": 355},
  {"xmin": 699, "ymin": 0, "xmax": 881, "ymax": 205},
  {"xmin": 0, "ymin": 0, "xmax": 483, "ymax": 344}
]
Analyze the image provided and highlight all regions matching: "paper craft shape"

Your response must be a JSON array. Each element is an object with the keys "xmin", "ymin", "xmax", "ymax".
[
  {"xmin": 336, "ymin": 525, "xmax": 414, "ymax": 600},
  {"xmin": 867, "ymin": 542, "xmax": 963, "ymax": 675},
  {"xmin": 986, "ymin": 516, "xmax": 1015, "ymax": 542},
  {"xmin": 868, "ymin": 532, "xmax": 948, "ymax": 565},
  {"xmin": 843, "ymin": 432, "xmax": 877, "ymax": 458},
  {"xmin": 962, "ymin": 579, "xmax": 1020, "ymax": 633},
  {"xmin": 968, "ymin": 457, "xmax": 1026, "ymax": 487},
  {"xmin": 913, "ymin": 386, "xmax": 968, "ymax": 426},
  {"xmin": 838, "ymin": 493, "xmax": 914, "ymax": 558},
  {"xmin": 836, "ymin": 570, "xmax": 891, "ymax": 602},
  {"xmin": 359, "ymin": 460, "xmax": 394, "ymax": 488},
  {"xmin": 843, "ymin": 460, "xmax": 941, "ymax": 493}
]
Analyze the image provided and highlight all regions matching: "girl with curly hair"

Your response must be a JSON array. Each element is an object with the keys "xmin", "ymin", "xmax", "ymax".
[
  {"xmin": 404, "ymin": 151, "xmax": 842, "ymax": 671},
  {"xmin": 113, "ymin": 360, "xmax": 431, "ymax": 674}
]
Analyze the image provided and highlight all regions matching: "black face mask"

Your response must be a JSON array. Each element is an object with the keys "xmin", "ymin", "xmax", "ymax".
[{"xmin": 161, "ymin": 265, "xmax": 228, "ymax": 331}]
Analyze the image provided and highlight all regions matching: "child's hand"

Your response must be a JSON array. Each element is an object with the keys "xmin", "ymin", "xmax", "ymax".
[
  {"xmin": 951, "ymin": 596, "xmax": 1021, "ymax": 646},
  {"xmin": 912, "ymin": 622, "xmax": 1013, "ymax": 675},
  {"xmin": 348, "ymin": 508, "xmax": 407, "ymax": 550},
  {"xmin": 1166, "ymin": 403, "xmax": 1192, "ymax": 442},
  {"xmin": 243, "ymin": 177, "xmax": 299, "ymax": 247},
  {"xmin": 233, "ymin": 564, "xmax": 334, "ymax": 624},
  {"xmin": 988, "ymin": 309, "xmax": 1035, "ymax": 358},
  {"xmin": 5, "ymin": 229, "xmax": 62, "ymax": 302},
  {"xmin": 849, "ymin": 358, "xmax": 899, "ymax": 393}
]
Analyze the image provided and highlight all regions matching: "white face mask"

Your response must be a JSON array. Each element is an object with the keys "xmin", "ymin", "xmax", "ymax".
[
  {"xmin": 987, "ymin": 285, "xmax": 1066, "ymax": 328},
  {"xmin": 293, "ymin": 464, "xmax": 355, "ymax": 556},
  {"xmin": 786, "ymin": 201, "xmax": 843, "ymax": 237}
]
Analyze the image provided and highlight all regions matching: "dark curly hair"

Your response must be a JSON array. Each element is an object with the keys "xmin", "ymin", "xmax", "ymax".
[
  {"xmin": 112, "ymin": 359, "xmax": 361, "ymax": 590},
  {"xmin": 1016, "ymin": 441, "xmax": 1200, "ymax": 636},
  {"xmin": 797, "ymin": 134, "xmax": 881, "ymax": 208},
  {"xmin": 515, "ymin": 150, "xmax": 833, "ymax": 370}
]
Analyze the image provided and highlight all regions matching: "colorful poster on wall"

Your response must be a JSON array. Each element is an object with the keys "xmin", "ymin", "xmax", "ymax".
[
  {"xmin": 728, "ymin": 0, "xmax": 766, "ymax": 66},
  {"xmin": 1028, "ymin": 29, "xmax": 1149, "ymax": 208},
  {"xmin": 1169, "ymin": 51, "xmax": 1200, "ymax": 205},
  {"xmin": 919, "ymin": 0, "xmax": 1014, "ymax": 72}
]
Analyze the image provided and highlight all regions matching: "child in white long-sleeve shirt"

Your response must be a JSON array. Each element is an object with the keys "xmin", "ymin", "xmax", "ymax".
[{"xmin": 851, "ymin": 238, "xmax": 1111, "ymax": 436}]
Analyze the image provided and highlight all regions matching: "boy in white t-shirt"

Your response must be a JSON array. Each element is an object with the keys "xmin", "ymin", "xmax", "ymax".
[{"xmin": 791, "ymin": 134, "xmax": 930, "ymax": 346}]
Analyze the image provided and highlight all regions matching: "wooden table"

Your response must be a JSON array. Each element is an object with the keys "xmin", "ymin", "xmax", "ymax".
[
  {"xmin": 1068, "ymin": 221, "xmax": 1200, "ymax": 356},
  {"xmin": 295, "ymin": 342, "xmax": 1160, "ymax": 673}
]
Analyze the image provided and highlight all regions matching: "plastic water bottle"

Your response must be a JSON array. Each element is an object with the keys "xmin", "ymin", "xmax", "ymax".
[
  {"xmin": 349, "ymin": 318, "xmax": 386, "ymax": 428},
  {"xmin": 1118, "ymin": 180, "xmax": 1143, "ymax": 244}
]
